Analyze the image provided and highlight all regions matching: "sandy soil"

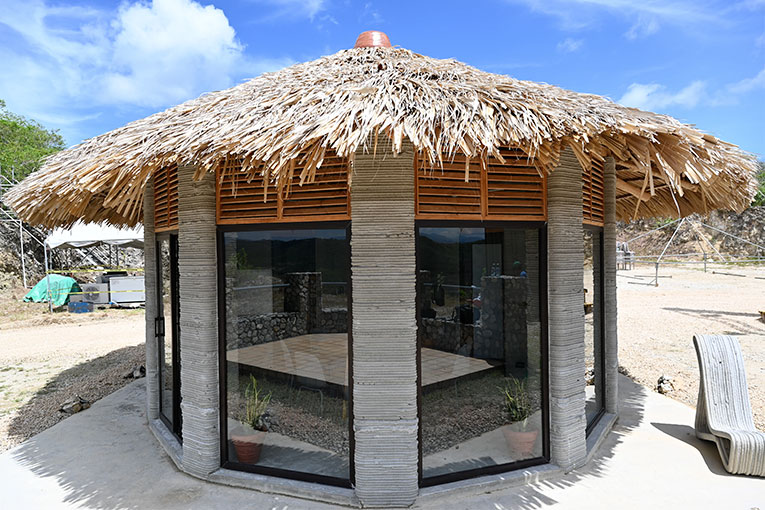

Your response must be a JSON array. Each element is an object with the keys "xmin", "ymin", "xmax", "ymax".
[
  {"xmin": 617, "ymin": 264, "xmax": 765, "ymax": 431},
  {"xmin": 0, "ymin": 313, "xmax": 144, "ymax": 451}
]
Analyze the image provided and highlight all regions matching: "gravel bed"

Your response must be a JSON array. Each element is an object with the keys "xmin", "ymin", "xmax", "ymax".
[{"xmin": 226, "ymin": 369, "xmax": 542, "ymax": 457}]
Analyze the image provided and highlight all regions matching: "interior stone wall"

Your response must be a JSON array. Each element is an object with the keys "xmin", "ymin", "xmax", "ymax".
[{"xmin": 229, "ymin": 272, "xmax": 348, "ymax": 349}]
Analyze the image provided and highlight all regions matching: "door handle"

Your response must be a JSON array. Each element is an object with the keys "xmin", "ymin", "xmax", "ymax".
[{"xmin": 155, "ymin": 316, "xmax": 165, "ymax": 337}]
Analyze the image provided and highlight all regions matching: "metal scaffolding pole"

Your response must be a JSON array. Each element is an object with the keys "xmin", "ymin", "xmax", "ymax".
[
  {"xmin": 43, "ymin": 243, "xmax": 52, "ymax": 313},
  {"xmin": 19, "ymin": 221, "xmax": 27, "ymax": 288},
  {"xmin": 653, "ymin": 218, "xmax": 686, "ymax": 287}
]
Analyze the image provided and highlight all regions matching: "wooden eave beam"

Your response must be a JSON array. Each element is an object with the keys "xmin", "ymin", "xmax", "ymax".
[{"xmin": 616, "ymin": 177, "xmax": 650, "ymax": 202}]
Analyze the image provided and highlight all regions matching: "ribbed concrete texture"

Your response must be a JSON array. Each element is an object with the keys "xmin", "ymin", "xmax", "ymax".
[
  {"xmin": 177, "ymin": 164, "xmax": 220, "ymax": 477},
  {"xmin": 693, "ymin": 334, "xmax": 765, "ymax": 476},
  {"xmin": 351, "ymin": 138, "xmax": 419, "ymax": 507},
  {"xmin": 603, "ymin": 157, "xmax": 619, "ymax": 415},
  {"xmin": 143, "ymin": 182, "xmax": 159, "ymax": 421},
  {"xmin": 547, "ymin": 146, "xmax": 587, "ymax": 470}
]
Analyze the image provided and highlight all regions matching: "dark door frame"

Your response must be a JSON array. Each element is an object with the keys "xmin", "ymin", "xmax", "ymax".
[
  {"xmin": 156, "ymin": 233, "xmax": 182, "ymax": 440},
  {"xmin": 584, "ymin": 224, "xmax": 606, "ymax": 436}
]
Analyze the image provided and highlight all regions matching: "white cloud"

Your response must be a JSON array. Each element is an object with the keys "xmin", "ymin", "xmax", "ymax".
[
  {"xmin": 556, "ymin": 37, "xmax": 583, "ymax": 53},
  {"xmin": 619, "ymin": 81, "xmax": 707, "ymax": 110},
  {"xmin": 251, "ymin": 0, "xmax": 326, "ymax": 21},
  {"xmin": 619, "ymin": 67, "xmax": 765, "ymax": 111},
  {"xmin": 102, "ymin": 0, "xmax": 244, "ymax": 106},
  {"xmin": 728, "ymin": 66, "xmax": 765, "ymax": 94},
  {"xmin": 0, "ymin": 0, "xmax": 292, "ymax": 142},
  {"xmin": 360, "ymin": 2, "xmax": 384, "ymax": 24},
  {"xmin": 625, "ymin": 15, "xmax": 660, "ymax": 40},
  {"xmin": 505, "ymin": 0, "xmax": 723, "ymax": 37}
]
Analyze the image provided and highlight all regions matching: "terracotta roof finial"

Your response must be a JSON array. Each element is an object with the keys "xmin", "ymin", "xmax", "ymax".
[{"xmin": 354, "ymin": 30, "xmax": 391, "ymax": 48}]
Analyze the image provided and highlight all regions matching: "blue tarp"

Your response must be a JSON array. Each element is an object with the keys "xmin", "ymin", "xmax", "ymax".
[{"xmin": 23, "ymin": 274, "xmax": 81, "ymax": 307}]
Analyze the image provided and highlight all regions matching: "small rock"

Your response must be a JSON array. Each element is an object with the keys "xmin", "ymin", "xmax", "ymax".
[
  {"xmin": 123, "ymin": 365, "xmax": 146, "ymax": 379},
  {"xmin": 60, "ymin": 396, "xmax": 91, "ymax": 414},
  {"xmin": 585, "ymin": 368, "xmax": 595, "ymax": 386},
  {"xmin": 657, "ymin": 375, "xmax": 675, "ymax": 394}
]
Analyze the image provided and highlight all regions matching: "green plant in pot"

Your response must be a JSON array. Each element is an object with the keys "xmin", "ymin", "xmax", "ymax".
[
  {"xmin": 501, "ymin": 376, "xmax": 538, "ymax": 457},
  {"xmin": 231, "ymin": 374, "xmax": 271, "ymax": 464}
]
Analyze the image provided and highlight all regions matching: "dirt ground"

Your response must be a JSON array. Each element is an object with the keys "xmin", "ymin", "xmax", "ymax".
[
  {"xmin": 618, "ymin": 263, "xmax": 765, "ymax": 431},
  {"xmin": 0, "ymin": 299, "xmax": 144, "ymax": 452}
]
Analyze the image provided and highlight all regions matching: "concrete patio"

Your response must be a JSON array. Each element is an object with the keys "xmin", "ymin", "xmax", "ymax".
[{"xmin": 1, "ymin": 375, "xmax": 762, "ymax": 509}]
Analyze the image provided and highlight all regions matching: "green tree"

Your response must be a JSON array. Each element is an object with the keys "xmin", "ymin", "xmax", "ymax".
[
  {"xmin": 753, "ymin": 161, "xmax": 765, "ymax": 207},
  {"xmin": 0, "ymin": 99, "xmax": 66, "ymax": 183}
]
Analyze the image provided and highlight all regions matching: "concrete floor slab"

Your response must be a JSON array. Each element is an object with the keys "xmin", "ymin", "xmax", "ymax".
[{"xmin": 1, "ymin": 375, "xmax": 763, "ymax": 509}]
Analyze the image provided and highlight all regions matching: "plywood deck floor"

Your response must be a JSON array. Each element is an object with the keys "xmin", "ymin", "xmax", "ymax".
[{"xmin": 227, "ymin": 333, "xmax": 499, "ymax": 388}]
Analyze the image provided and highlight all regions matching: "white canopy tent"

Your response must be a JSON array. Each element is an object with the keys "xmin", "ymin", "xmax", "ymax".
[
  {"xmin": 45, "ymin": 221, "xmax": 144, "ymax": 249},
  {"xmin": 42, "ymin": 222, "xmax": 144, "ymax": 312}
]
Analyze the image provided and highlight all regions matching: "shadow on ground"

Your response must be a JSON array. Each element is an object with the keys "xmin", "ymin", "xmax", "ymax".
[
  {"xmin": 5, "ymin": 374, "xmax": 651, "ymax": 510},
  {"xmin": 651, "ymin": 422, "xmax": 728, "ymax": 476},
  {"xmin": 8, "ymin": 381, "xmax": 149, "ymax": 510},
  {"xmin": 662, "ymin": 307, "xmax": 765, "ymax": 335}
]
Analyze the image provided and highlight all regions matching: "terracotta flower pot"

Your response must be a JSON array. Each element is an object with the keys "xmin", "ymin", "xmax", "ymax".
[
  {"xmin": 503, "ymin": 427, "xmax": 539, "ymax": 457},
  {"xmin": 231, "ymin": 430, "xmax": 266, "ymax": 464}
]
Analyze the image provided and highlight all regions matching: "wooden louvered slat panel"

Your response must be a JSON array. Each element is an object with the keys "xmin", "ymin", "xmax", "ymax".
[
  {"xmin": 583, "ymin": 159, "xmax": 605, "ymax": 226},
  {"xmin": 416, "ymin": 153, "xmax": 482, "ymax": 218},
  {"xmin": 486, "ymin": 150, "xmax": 545, "ymax": 220},
  {"xmin": 154, "ymin": 164, "xmax": 178, "ymax": 232},
  {"xmin": 282, "ymin": 154, "xmax": 349, "ymax": 219},
  {"xmin": 416, "ymin": 149, "xmax": 546, "ymax": 220},
  {"xmin": 216, "ymin": 153, "xmax": 350, "ymax": 224}
]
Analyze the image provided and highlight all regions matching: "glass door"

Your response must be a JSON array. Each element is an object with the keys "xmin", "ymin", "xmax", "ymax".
[{"xmin": 157, "ymin": 234, "xmax": 181, "ymax": 438}]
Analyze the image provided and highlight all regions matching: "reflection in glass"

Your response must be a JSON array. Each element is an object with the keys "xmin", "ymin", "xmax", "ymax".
[
  {"xmin": 223, "ymin": 229, "xmax": 350, "ymax": 480},
  {"xmin": 418, "ymin": 227, "xmax": 543, "ymax": 479},
  {"xmin": 584, "ymin": 229, "xmax": 605, "ymax": 427},
  {"xmin": 157, "ymin": 238, "xmax": 177, "ymax": 428}
]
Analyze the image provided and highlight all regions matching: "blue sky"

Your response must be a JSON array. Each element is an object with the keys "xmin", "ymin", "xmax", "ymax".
[{"xmin": 0, "ymin": 0, "xmax": 763, "ymax": 159}]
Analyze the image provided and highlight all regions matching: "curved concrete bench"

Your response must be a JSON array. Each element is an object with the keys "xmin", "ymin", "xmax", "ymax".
[{"xmin": 693, "ymin": 334, "xmax": 765, "ymax": 476}]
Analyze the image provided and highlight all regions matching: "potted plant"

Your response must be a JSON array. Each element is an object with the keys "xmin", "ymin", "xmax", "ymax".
[
  {"xmin": 230, "ymin": 374, "xmax": 271, "ymax": 464},
  {"xmin": 501, "ymin": 376, "xmax": 538, "ymax": 456}
]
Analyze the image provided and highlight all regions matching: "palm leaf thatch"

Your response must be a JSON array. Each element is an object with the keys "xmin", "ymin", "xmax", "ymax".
[{"xmin": 3, "ymin": 47, "xmax": 758, "ymax": 227}]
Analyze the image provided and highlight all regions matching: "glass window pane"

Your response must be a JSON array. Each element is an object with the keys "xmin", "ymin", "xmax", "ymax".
[
  {"xmin": 223, "ymin": 229, "xmax": 350, "ymax": 480},
  {"xmin": 418, "ymin": 227, "xmax": 544, "ymax": 479},
  {"xmin": 584, "ymin": 229, "xmax": 605, "ymax": 428},
  {"xmin": 158, "ymin": 239, "xmax": 175, "ymax": 427}
]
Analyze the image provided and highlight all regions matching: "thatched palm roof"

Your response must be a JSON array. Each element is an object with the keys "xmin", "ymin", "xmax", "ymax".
[{"xmin": 4, "ymin": 46, "xmax": 758, "ymax": 227}]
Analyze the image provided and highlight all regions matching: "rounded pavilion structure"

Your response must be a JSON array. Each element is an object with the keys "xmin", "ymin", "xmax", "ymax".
[{"xmin": 5, "ymin": 32, "xmax": 758, "ymax": 507}]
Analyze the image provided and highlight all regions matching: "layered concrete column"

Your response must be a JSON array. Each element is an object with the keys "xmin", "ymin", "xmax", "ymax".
[
  {"xmin": 603, "ymin": 156, "xmax": 619, "ymax": 414},
  {"xmin": 143, "ymin": 181, "xmax": 160, "ymax": 421},
  {"xmin": 351, "ymin": 138, "xmax": 418, "ymax": 507},
  {"xmin": 177, "ymin": 164, "xmax": 220, "ymax": 477},
  {"xmin": 547, "ymin": 146, "xmax": 587, "ymax": 470}
]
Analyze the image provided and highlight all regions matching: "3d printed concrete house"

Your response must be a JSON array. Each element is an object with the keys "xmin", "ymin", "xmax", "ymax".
[{"xmin": 5, "ymin": 32, "xmax": 757, "ymax": 507}]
